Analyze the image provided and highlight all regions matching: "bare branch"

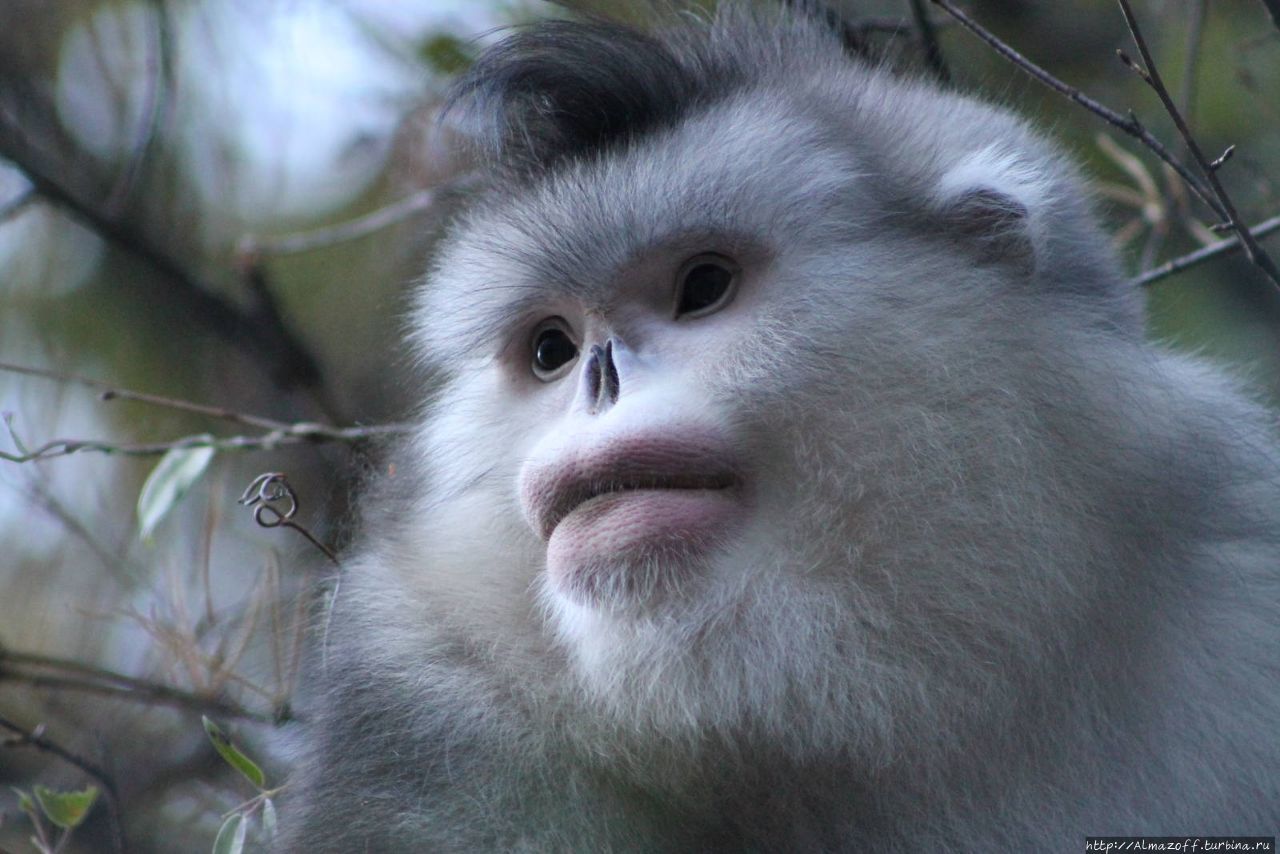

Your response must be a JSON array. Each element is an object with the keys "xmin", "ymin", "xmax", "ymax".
[
  {"xmin": 238, "ymin": 186, "xmax": 449, "ymax": 258},
  {"xmin": 0, "ymin": 647, "xmax": 286, "ymax": 725},
  {"xmin": 0, "ymin": 362, "xmax": 413, "ymax": 462},
  {"xmin": 849, "ymin": 16, "xmax": 940, "ymax": 37},
  {"xmin": 1115, "ymin": 0, "xmax": 1280, "ymax": 290},
  {"xmin": 0, "ymin": 714, "xmax": 125, "ymax": 854},
  {"xmin": 0, "ymin": 418, "xmax": 412, "ymax": 463},
  {"xmin": 1134, "ymin": 212, "xmax": 1280, "ymax": 286},
  {"xmin": 0, "ymin": 186, "xmax": 35, "ymax": 222},
  {"xmin": 1209, "ymin": 145, "xmax": 1236, "ymax": 171},
  {"xmin": 1260, "ymin": 0, "xmax": 1280, "ymax": 31},
  {"xmin": 928, "ymin": 0, "xmax": 1226, "ymax": 221},
  {"xmin": 22, "ymin": 479, "xmax": 137, "ymax": 588},
  {"xmin": 907, "ymin": 0, "xmax": 951, "ymax": 83},
  {"xmin": 104, "ymin": 0, "xmax": 174, "ymax": 214},
  {"xmin": 0, "ymin": 137, "xmax": 324, "ymax": 393},
  {"xmin": 1177, "ymin": 0, "xmax": 1208, "ymax": 131},
  {"xmin": 0, "ymin": 361, "xmax": 294, "ymax": 431},
  {"xmin": 775, "ymin": 1, "xmax": 953, "ymax": 56}
]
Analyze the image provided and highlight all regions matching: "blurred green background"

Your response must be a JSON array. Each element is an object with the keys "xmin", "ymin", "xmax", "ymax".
[{"xmin": 0, "ymin": 1, "xmax": 1277, "ymax": 850}]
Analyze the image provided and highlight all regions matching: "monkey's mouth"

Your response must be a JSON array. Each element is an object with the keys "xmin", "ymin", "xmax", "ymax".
[
  {"xmin": 520, "ymin": 435, "xmax": 742, "ymax": 541},
  {"xmin": 541, "ymin": 473, "xmax": 738, "ymax": 539}
]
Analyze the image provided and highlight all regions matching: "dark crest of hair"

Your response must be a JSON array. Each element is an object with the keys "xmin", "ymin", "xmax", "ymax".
[{"xmin": 443, "ymin": 4, "xmax": 843, "ymax": 177}]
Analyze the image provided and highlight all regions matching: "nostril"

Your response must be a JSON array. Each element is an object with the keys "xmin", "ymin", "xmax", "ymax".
[
  {"xmin": 584, "ymin": 345, "xmax": 604, "ymax": 409},
  {"xmin": 602, "ymin": 339, "xmax": 620, "ymax": 405},
  {"xmin": 581, "ymin": 340, "xmax": 622, "ymax": 414}
]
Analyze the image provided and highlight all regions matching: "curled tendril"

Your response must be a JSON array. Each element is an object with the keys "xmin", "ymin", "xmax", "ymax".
[
  {"xmin": 238, "ymin": 472, "xmax": 297, "ymax": 528},
  {"xmin": 238, "ymin": 472, "xmax": 338, "ymax": 563}
]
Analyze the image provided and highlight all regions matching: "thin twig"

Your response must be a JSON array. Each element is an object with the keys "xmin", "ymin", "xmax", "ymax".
[
  {"xmin": 928, "ymin": 0, "xmax": 1226, "ymax": 221},
  {"xmin": 1157, "ymin": 0, "xmax": 1210, "ymax": 252},
  {"xmin": 0, "ymin": 420, "xmax": 412, "ymax": 463},
  {"xmin": 0, "ymin": 360, "xmax": 294, "ymax": 431},
  {"xmin": 238, "ymin": 187, "xmax": 445, "ymax": 258},
  {"xmin": 22, "ymin": 479, "xmax": 137, "ymax": 588},
  {"xmin": 0, "ymin": 138, "xmax": 324, "ymax": 393},
  {"xmin": 0, "ymin": 714, "xmax": 125, "ymax": 854},
  {"xmin": 0, "ymin": 361, "xmax": 413, "ymax": 461},
  {"xmin": 1177, "ymin": 0, "xmax": 1208, "ymax": 134},
  {"xmin": 1260, "ymin": 0, "xmax": 1280, "ymax": 30},
  {"xmin": 843, "ymin": 15, "xmax": 955, "ymax": 40},
  {"xmin": 2, "ymin": 673, "xmax": 279, "ymax": 726},
  {"xmin": 1115, "ymin": 0, "xmax": 1280, "ymax": 290},
  {"xmin": 852, "ymin": 16, "xmax": 945, "ymax": 36},
  {"xmin": 776, "ymin": 3, "xmax": 950, "ymax": 53},
  {"xmin": 0, "ymin": 647, "xmax": 285, "ymax": 724},
  {"xmin": 778, "ymin": 0, "xmax": 866, "ymax": 52},
  {"xmin": 0, "ymin": 186, "xmax": 35, "ymax": 222},
  {"xmin": 104, "ymin": 0, "xmax": 174, "ymax": 214},
  {"xmin": 907, "ymin": 0, "xmax": 951, "ymax": 83},
  {"xmin": 1134, "ymin": 212, "xmax": 1280, "ymax": 286}
]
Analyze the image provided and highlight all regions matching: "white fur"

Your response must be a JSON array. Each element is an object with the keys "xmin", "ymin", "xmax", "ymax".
[{"xmin": 280, "ymin": 7, "xmax": 1280, "ymax": 851}]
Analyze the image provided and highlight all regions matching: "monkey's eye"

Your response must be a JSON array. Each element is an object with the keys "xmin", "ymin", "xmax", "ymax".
[
  {"xmin": 531, "ymin": 318, "xmax": 579, "ymax": 380},
  {"xmin": 674, "ymin": 254, "xmax": 738, "ymax": 318}
]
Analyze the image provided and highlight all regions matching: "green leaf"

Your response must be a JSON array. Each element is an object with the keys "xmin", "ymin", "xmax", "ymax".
[
  {"xmin": 137, "ymin": 442, "xmax": 215, "ymax": 540},
  {"xmin": 31, "ymin": 784, "xmax": 98, "ymax": 830},
  {"xmin": 261, "ymin": 797, "xmax": 277, "ymax": 839},
  {"xmin": 202, "ymin": 717, "xmax": 265, "ymax": 789},
  {"xmin": 212, "ymin": 813, "xmax": 247, "ymax": 854}
]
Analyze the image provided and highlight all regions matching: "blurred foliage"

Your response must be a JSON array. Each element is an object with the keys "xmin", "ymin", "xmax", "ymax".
[
  {"xmin": 12, "ymin": 784, "xmax": 99, "ymax": 853},
  {"xmin": 0, "ymin": 1, "xmax": 1277, "ymax": 851},
  {"xmin": 421, "ymin": 33, "xmax": 475, "ymax": 74}
]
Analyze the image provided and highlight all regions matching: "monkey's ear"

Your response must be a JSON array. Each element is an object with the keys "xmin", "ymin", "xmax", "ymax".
[
  {"xmin": 938, "ymin": 188, "xmax": 1032, "ymax": 269},
  {"xmin": 933, "ymin": 147, "xmax": 1042, "ymax": 271}
]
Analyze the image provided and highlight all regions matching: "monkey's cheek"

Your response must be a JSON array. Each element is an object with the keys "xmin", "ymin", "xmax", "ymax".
[{"xmin": 544, "ymin": 490, "xmax": 740, "ymax": 606}]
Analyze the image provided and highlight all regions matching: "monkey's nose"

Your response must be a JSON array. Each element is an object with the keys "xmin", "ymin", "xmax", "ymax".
[{"xmin": 581, "ymin": 338, "xmax": 621, "ymax": 414}]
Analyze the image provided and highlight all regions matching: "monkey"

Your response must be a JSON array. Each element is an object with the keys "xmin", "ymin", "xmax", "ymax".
[{"xmin": 279, "ymin": 4, "xmax": 1280, "ymax": 850}]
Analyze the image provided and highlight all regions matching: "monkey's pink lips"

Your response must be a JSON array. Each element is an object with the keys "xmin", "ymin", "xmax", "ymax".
[
  {"xmin": 520, "ymin": 435, "xmax": 744, "ymax": 597},
  {"xmin": 523, "ymin": 435, "xmax": 741, "ymax": 538},
  {"xmin": 538, "ymin": 471, "xmax": 738, "ymax": 540}
]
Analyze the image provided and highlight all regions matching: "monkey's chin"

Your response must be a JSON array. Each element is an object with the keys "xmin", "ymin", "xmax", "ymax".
[{"xmin": 545, "ymin": 488, "xmax": 740, "ymax": 609}]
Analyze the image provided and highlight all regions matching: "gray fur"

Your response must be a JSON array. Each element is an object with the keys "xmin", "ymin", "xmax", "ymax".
[{"xmin": 280, "ymin": 5, "xmax": 1280, "ymax": 851}]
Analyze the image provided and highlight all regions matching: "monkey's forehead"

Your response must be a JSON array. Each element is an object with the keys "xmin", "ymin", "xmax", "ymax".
[
  {"xmin": 415, "ymin": 91, "xmax": 872, "ymax": 361},
  {"xmin": 413, "ymin": 74, "xmax": 1079, "ymax": 370}
]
